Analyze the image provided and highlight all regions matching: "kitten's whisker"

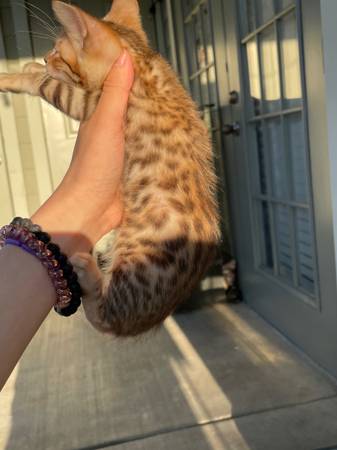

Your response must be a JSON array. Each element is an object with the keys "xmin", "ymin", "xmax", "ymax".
[
  {"xmin": 14, "ymin": 30, "xmax": 55, "ymax": 41},
  {"xmin": 13, "ymin": 1, "xmax": 58, "ymax": 38},
  {"xmin": 25, "ymin": 1, "xmax": 58, "ymax": 29}
]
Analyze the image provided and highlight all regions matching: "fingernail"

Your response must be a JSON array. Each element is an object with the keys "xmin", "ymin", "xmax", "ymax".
[{"xmin": 115, "ymin": 50, "xmax": 127, "ymax": 67}]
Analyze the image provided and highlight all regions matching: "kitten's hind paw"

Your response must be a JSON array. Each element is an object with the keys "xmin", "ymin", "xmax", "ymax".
[{"xmin": 70, "ymin": 252, "xmax": 102, "ymax": 297}]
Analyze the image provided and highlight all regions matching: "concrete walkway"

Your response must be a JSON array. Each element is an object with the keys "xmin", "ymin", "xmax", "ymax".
[{"xmin": 1, "ymin": 302, "xmax": 337, "ymax": 450}]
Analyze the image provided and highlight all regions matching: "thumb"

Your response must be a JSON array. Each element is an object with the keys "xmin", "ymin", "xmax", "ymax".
[{"xmin": 94, "ymin": 50, "xmax": 134, "ymax": 120}]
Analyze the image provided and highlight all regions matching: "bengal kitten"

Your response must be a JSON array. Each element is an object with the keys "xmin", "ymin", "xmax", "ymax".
[{"xmin": 0, "ymin": 0, "xmax": 220, "ymax": 336}]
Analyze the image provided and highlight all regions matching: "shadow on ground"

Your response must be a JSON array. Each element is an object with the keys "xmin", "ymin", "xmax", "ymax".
[{"xmin": 2, "ymin": 302, "xmax": 337, "ymax": 450}]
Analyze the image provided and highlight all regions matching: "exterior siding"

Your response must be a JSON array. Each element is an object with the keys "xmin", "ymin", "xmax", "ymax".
[{"xmin": 0, "ymin": 0, "xmax": 40, "ymax": 215}]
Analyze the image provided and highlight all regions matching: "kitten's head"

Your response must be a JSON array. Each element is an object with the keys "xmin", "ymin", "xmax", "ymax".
[{"xmin": 45, "ymin": 0, "xmax": 146, "ymax": 90}]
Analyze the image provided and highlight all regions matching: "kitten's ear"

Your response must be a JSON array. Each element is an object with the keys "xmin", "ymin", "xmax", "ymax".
[
  {"xmin": 52, "ymin": 1, "xmax": 89, "ymax": 48},
  {"xmin": 105, "ymin": 0, "xmax": 147, "ymax": 41}
]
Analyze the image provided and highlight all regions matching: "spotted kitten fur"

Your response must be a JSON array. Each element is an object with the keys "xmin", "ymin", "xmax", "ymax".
[{"xmin": 0, "ymin": 0, "xmax": 220, "ymax": 336}]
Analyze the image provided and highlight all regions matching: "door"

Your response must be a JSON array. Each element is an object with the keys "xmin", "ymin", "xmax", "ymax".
[
  {"xmin": 224, "ymin": 0, "xmax": 337, "ymax": 376},
  {"xmin": 24, "ymin": 0, "xmax": 111, "ymax": 189}
]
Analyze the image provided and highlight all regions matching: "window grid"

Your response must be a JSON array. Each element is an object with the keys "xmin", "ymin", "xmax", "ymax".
[
  {"xmin": 240, "ymin": 0, "xmax": 318, "ymax": 299},
  {"xmin": 180, "ymin": 0, "xmax": 221, "ymax": 134}
]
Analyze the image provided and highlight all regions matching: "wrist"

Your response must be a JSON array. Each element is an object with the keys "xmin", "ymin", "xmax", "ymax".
[{"xmin": 31, "ymin": 188, "xmax": 123, "ymax": 255}]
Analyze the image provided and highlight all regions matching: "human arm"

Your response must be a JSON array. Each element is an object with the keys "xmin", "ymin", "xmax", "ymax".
[{"xmin": 0, "ymin": 50, "xmax": 134, "ymax": 390}]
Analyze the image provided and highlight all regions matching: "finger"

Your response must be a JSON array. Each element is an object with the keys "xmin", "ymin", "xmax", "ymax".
[{"xmin": 91, "ymin": 50, "xmax": 134, "ymax": 124}]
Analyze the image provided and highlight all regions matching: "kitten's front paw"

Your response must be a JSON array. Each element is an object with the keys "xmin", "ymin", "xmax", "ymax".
[
  {"xmin": 70, "ymin": 252, "xmax": 102, "ymax": 297},
  {"xmin": 23, "ymin": 62, "xmax": 46, "ymax": 74},
  {"xmin": 0, "ymin": 73, "xmax": 11, "ymax": 92}
]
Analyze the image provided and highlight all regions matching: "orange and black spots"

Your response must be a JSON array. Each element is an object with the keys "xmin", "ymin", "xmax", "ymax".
[
  {"xmin": 116, "ymin": 285, "xmax": 129, "ymax": 302},
  {"xmin": 119, "ymin": 232, "xmax": 131, "ymax": 241},
  {"xmin": 168, "ymin": 198, "xmax": 185, "ymax": 214},
  {"xmin": 164, "ymin": 236, "xmax": 188, "ymax": 253},
  {"xmin": 158, "ymin": 176, "xmax": 178, "ymax": 191},
  {"xmin": 170, "ymin": 273, "xmax": 179, "ymax": 286},
  {"xmin": 113, "ymin": 267, "xmax": 128, "ymax": 285},
  {"xmin": 140, "ymin": 193, "xmax": 152, "ymax": 207},
  {"xmin": 135, "ymin": 271, "xmax": 150, "ymax": 287},
  {"xmin": 181, "ymin": 182, "xmax": 190, "ymax": 194},
  {"xmin": 123, "ymin": 242, "xmax": 138, "ymax": 252},
  {"xmin": 166, "ymin": 145, "xmax": 178, "ymax": 156},
  {"xmin": 180, "ymin": 169, "xmax": 191, "ymax": 181},
  {"xmin": 143, "ymin": 151, "xmax": 161, "ymax": 166},
  {"xmin": 179, "ymin": 220, "xmax": 190, "ymax": 235},
  {"xmin": 127, "ymin": 158, "xmax": 145, "ymax": 172},
  {"xmin": 155, "ymin": 280, "xmax": 163, "ymax": 297},
  {"xmin": 166, "ymin": 160, "xmax": 179, "ymax": 171},
  {"xmin": 147, "ymin": 251, "xmax": 175, "ymax": 269},
  {"xmin": 139, "ymin": 238, "xmax": 157, "ymax": 248},
  {"xmin": 125, "ymin": 217, "xmax": 138, "ymax": 229},
  {"xmin": 153, "ymin": 137, "xmax": 163, "ymax": 147},
  {"xmin": 137, "ymin": 176, "xmax": 151, "ymax": 188},
  {"xmin": 130, "ymin": 205, "xmax": 143, "ymax": 215},
  {"xmin": 193, "ymin": 218, "xmax": 204, "ymax": 234},
  {"xmin": 193, "ymin": 242, "xmax": 204, "ymax": 270},
  {"xmin": 148, "ymin": 211, "xmax": 169, "ymax": 229},
  {"xmin": 178, "ymin": 257, "xmax": 188, "ymax": 273},
  {"xmin": 135, "ymin": 262, "xmax": 147, "ymax": 273}
]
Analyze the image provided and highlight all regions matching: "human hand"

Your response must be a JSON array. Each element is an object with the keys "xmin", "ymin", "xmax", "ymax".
[{"xmin": 32, "ymin": 50, "xmax": 134, "ymax": 254}]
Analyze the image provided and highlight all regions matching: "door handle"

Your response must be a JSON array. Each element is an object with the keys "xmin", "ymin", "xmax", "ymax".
[{"xmin": 223, "ymin": 122, "xmax": 240, "ymax": 136}]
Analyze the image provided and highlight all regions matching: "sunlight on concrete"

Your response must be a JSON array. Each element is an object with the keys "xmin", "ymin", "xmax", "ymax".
[
  {"xmin": 214, "ymin": 304, "xmax": 288, "ymax": 365},
  {"xmin": 164, "ymin": 317, "xmax": 250, "ymax": 449}
]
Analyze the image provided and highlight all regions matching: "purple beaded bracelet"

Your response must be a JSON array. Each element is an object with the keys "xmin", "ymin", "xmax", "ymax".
[{"xmin": 0, "ymin": 223, "xmax": 72, "ymax": 308}]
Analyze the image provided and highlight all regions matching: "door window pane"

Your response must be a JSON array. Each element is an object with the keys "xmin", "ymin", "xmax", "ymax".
[
  {"xmin": 183, "ymin": 0, "xmax": 196, "ymax": 17},
  {"xmin": 285, "ymin": 113, "xmax": 308, "ymax": 203},
  {"xmin": 201, "ymin": 3, "xmax": 214, "ymax": 64},
  {"xmin": 208, "ymin": 66, "xmax": 218, "ymax": 107},
  {"xmin": 275, "ymin": 205, "xmax": 293, "ymax": 280},
  {"xmin": 200, "ymin": 71, "xmax": 210, "ymax": 106},
  {"xmin": 254, "ymin": 122, "xmax": 268, "ymax": 195},
  {"xmin": 266, "ymin": 118, "xmax": 289, "ymax": 200},
  {"xmin": 277, "ymin": 0, "xmax": 294, "ymax": 12},
  {"xmin": 191, "ymin": 78, "xmax": 201, "ymax": 104},
  {"xmin": 258, "ymin": 201, "xmax": 274, "ymax": 269},
  {"xmin": 255, "ymin": 0, "xmax": 275, "ymax": 26},
  {"xmin": 195, "ymin": 13, "xmax": 206, "ymax": 69},
  {"xmin": 295, "ymin": 208, "xmax": 315, "ymax": 294},
  {"xmin": 185, "ymin": 20, "xmax": 198, "ymax": 74},
  {"xmin": 240, "ymin": 0, "xmax": 258, "ymax": 35},
  {"xmin": 260, "ymin": 26, "xmax": 281, "ymax": 112},
  {"xmin": 280, "ymin": 11, "xmax": 302, "ymax": 108},
  {"xmin": 246, "ymin": 38, "xmax": 262, "ymax": 115}
]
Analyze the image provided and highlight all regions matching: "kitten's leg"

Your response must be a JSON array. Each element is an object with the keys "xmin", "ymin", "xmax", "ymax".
[
  {"xmin": 70, "ymin": 253, "xmax": 110, "ymax": 332},
  {"xmin": 0, "ymin": 69, "xmax": 47, "ymax": 95},
  {"xmin": 0, "ymin": 65, "xmax": 100, "ymax": 120},
  {"xmin": 23, "ymin": 62, "xmax": 47, "ymax": 74}
]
